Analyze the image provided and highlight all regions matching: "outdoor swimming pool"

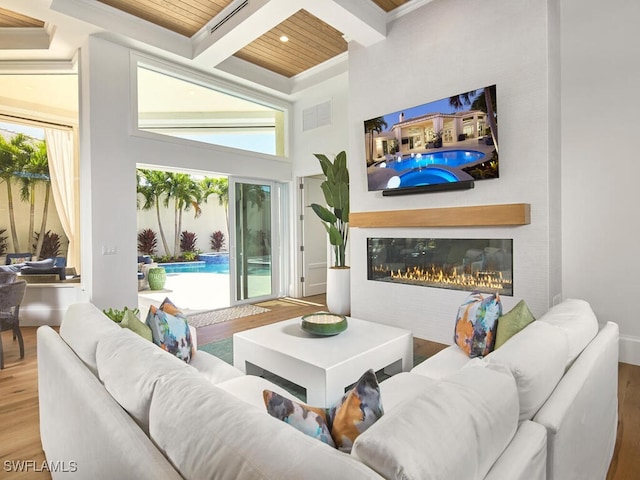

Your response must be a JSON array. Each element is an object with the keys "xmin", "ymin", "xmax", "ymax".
[
  {"xmin": 160, "ymin": 261, "xmax": 229, "ymax": 274},
  {"xmin": 381, "ymin": 149, "xmax": 485, "ymax": 172},
  {"xmin": 160, "ymin": 252, "xmax": 229, "ymax": 274},
  {"xmin": 159, "ymin": 253, "xmax": 270, "ymax": 275},
  {"xmin": 373, "ymin": 149, "xmax": 484, "ymax": 187},
  {"xmin": 398, "ymin": 167, "xmax": 460, "ymax": 186}
]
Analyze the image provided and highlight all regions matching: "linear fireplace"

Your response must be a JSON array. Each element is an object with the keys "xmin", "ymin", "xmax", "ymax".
[{"xmin": 367, "ymin": 238, "xmax": 513, "ymax": 296}]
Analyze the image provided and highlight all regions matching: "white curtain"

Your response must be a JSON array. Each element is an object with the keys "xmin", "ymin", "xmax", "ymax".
[{"xmin": 45, "ymin": 128, "xmax": 79, "ymax": 271}]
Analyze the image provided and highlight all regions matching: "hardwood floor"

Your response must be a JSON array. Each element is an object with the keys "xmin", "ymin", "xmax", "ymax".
[{"xmin": 0, "ymin": 296, "xmax": 638, "ymax": 479}]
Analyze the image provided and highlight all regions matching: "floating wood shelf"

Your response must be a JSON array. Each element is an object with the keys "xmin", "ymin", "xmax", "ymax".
[{"xmin": 350, "ymin": 203, "xmax": 530, "ymax": 228}]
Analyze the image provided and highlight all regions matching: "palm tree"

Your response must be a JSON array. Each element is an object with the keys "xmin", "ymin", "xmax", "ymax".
[
  {"xmin": 20, "ymin": 140, "xmax": 50, "ymax": 257},
  {"xmin": 203, "ymin": 177, "xmax": 229, "ymax": 233},
  {"xmin": 0, "ymin": 134, "xmax": 31, "ymax": 252},
  {"xmin": 449, "ymin": 86, "xmax": 498, "ymax": 152},
  {"xmin": 163, "ymin": 173, "xmax": 202, "ymax": 257},
  {"xmin": 137, "ymin": 169, "xmax": 171, "ymax": 256},
  {"xmin": 364, "ymin": 117, "xmax": 388, "ymax": 165}
]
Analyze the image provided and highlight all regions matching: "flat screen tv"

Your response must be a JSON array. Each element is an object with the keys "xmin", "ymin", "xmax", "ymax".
[{"xmin": 364, "ymin": 84, "xmax": 498, "ymax": 195}]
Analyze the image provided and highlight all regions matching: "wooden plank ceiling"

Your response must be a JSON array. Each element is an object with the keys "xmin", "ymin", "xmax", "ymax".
[
  {"xmin": 90, "ymin": 0, "xmax": 411, "ymax": 77},
  {"xmin": 0, "ymin": 7, "xmax": 45, "ymax": 28}
]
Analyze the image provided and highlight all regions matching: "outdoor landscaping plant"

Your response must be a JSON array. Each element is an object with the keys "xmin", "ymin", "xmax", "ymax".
[
  {"xmin": 103, "ymin": 306, "xmax": 140, "ymax": 323},
  {"xmin": 32, "ymin": 230, "xmax": 61, "ymax": 259},
  {"xmin": 210, "ymin": 230, "xmax": 225, "ymax": 251},
  {"xmin": 0, "ymin": 229, "xmax": 7, "ymax": 256},
  {"xmin": 180, "ymin": 230, "xmax": 198, "ymax": 252},
  {"xmin": 137, "ymin": 228, "xmax": 158, "ymax": 256},
  {"xmin": 309, "ymin": 150, "xmax": 349, "ymax": 268}
]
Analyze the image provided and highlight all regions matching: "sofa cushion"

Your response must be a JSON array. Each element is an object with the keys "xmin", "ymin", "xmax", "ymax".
[
  {"xmin": 454, "ymin": 292, "xmax": 502, "ymax": 357},
  {"xmin": 536, "ymin": 298, "xmax": 598, "ymax": 367},
  {"xmin": 148, "ymin": 372, "xmax": 383, "ymax": 480},
  {"xmin": 145, "ymin": 298, "xmax": 193, "ymax": 363},
  {"xmin": 96, "ymin": 327, "xmax": 196, "ymax": 434},
  {"xmin": 24, "ymin": 258, "xmax": 55, "ymax": 269},
  {"xmin": 486, "ymin": 321, "xmax": 569, "ymax": 421},
  {"xmin": 352, "ymin": 363, "xmax": 519, "ymax": 480},
  {"xmin": 59, "ymin": 302, "xmax": 122, "ymax": 376},
  {"xmin": 494, "ymin": 299, "xmax": 536, "ymax": 349},
  {"xmin": 188, "ymin": 351, "xmax": 245, "ymax": 385},
  {"xmin": 216, "ymin": 375, "xmax": 300, "ymax": 409},
  {"xmin": 378, "ymin": 371, "xmax": 436, "ymax": 411}
]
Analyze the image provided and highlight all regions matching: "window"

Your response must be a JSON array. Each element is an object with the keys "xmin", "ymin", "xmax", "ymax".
[{"xmin": 136, "ymin": 66, "xmax": 285, "ymax": 156}]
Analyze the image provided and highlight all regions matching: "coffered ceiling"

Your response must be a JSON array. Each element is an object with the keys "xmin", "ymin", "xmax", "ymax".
[{"xmin": 0, "ymin": 0, "xmax": 427, "ymax": 96}]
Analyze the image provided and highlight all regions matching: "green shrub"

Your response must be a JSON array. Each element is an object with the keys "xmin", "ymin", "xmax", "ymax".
[{"xmin": 103, "ymin": 306, "xmax": 140, "ymax": 323}]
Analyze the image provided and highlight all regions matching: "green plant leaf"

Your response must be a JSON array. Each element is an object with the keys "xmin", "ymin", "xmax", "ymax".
[{"xmin": 310, "ymin": 203, "xmax": 337, "ymax": 223}]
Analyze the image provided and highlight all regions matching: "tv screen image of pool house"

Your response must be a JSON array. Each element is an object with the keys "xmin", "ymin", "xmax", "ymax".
[{"xmin": 363, "ymin": 84, "xmax": 498, "ymax": 194}]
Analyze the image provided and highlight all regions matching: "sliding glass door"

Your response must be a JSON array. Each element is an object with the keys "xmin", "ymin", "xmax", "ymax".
[{"xmin": 229, "ymin": 178, "xmax": 277, "ymax": 304}]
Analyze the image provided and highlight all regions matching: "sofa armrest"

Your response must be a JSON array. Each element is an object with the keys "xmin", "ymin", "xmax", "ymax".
[
  {"xmin": 38, "ymin": 326, "xmax": 182, "ymax": 480},
  {"xmin": 533, "ymin": 321, "xmax": 619, "ymax": 480},
  {"xmin": 484, "ymin": 420, "xmax": 546, "ymax": 480},
  {"xmin": 410, "ymin": 344, "xmax": 471, "ymax": 379}
]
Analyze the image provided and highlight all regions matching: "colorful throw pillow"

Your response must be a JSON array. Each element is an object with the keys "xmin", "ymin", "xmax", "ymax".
[
  {"xmin": 329, "ymin": 369, "xmax": 384, "ymax": 452},
  {"xmin": 120, "ymin": 309, "xmax": 153, "ymax": 342},
  {"xmin": 263, "ymin": 369, "xmax": 384, "ymax": 453},
  {"xmin": 10, "ymin": 256, "xmax": 31, "ymax": 265},
  {"xmin": 454, "ymin": 292, "xmax": 502, "ymax": 358},
  {"xmin": 263, "ymin": 391, "xmax": 336, "ymax": 448},
  {"xmin": 145, "ymin": 298, "xmax": 193, "ymax": 363},
  {"xmin": 494, "ymin": 300, "xmax": 535, "ymax": 350}
]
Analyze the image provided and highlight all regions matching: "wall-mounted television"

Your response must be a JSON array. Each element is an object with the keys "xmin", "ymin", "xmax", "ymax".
[{"xmin": 364, "ymin": 84, "xmax": 498, "ymax": 195}]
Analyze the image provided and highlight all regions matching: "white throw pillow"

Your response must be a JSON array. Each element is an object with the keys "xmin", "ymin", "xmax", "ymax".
[
  {"xmin": 486, "ymin": 321, "xmax": 569, "ymax": 421},
  {"xmin": 536, "ymin": 298, "xmax": 599, "ymax": 367},
  {"xmin": 352, "ymin": 364, "xmax": 519, "ymax": 480},
  {"xmin": 96, "ymin": 328, "xmax": 196, "ymax": 433},
  {"xmin": 59, "ymin": 303, "xmax": 121, "ymax": 376}
]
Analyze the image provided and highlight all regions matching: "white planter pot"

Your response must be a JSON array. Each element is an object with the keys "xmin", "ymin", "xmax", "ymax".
[{"xmin": 326, "ymin": 267, "xmax": 351, "ymax": 315}]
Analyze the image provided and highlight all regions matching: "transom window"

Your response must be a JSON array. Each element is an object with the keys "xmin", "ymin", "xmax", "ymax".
[{"xmin": 136, "ymin": 66, "xmax": 285, "ymax": 156}]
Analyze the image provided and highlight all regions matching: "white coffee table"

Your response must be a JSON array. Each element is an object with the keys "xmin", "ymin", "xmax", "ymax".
[{"xmin": 233, "ymin": 316, "xmax": 413, "ymax": 407}]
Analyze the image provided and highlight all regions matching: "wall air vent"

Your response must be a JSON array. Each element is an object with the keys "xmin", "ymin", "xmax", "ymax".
[{"xmin": 210, "ymin": 0, "xmax": 249, "ymax": 35}]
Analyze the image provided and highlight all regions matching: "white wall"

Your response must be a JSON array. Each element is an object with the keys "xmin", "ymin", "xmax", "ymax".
[
  {"xmin": 80, "ymin": 36, "xmax": 293, "ymax": 310},
  {"xmin": 347, "ymin": 0, "xmax": 561, "ymax": 344},
  {"xmin": 290, "ymin": 73, "xmax": 349, "ymax": 296},
  {"xmin": 561, "ymin": 0, "xmax": 640, "ymax": 364}
]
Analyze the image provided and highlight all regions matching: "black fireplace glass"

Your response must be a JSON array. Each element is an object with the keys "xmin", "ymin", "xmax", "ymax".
[{"xmin": 367, "ymin": 238, "xmax": 513, "ymax": 296}]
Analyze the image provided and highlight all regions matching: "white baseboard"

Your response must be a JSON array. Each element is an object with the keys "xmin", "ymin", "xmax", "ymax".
[{"xmin": 619, "ymin": 334, "xmax": 640, "ymax": 366}]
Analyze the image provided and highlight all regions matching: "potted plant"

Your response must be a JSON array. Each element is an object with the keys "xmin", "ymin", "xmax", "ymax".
[{"xmin": 310, "ymin": 151, "xmax": 350, "ymax": 315}]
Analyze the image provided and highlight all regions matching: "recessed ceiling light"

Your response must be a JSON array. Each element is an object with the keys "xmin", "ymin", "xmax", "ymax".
[{"xmin": 279, "ymin": 35, "xmax": 289, "ymax": 42}]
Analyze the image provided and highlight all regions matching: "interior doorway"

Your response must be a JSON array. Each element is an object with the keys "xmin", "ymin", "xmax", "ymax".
[{"xmin": 300, "ymin": 176, "xmax": 327, "ymax": 297}]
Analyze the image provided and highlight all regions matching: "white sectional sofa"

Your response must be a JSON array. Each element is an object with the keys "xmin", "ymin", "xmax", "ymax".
[{"xmin": 37, "ymin": 299, "xmax": 618, "ymax": 479}]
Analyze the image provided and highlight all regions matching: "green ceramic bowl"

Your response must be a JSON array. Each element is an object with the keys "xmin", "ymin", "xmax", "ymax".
[{"xmin": 301, "ymin": 313, "xmax": 348, "ymax": 336}]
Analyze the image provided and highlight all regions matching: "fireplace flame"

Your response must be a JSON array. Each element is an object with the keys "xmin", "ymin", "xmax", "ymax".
[{"xmin": 374, "ymin": 264, "xmax": 512, "ymax": 294}]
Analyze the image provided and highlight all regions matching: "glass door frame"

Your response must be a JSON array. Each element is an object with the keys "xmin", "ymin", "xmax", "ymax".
[{"xmin": 228, "ymin": 176, "xmax": 284, "ymax": 306}]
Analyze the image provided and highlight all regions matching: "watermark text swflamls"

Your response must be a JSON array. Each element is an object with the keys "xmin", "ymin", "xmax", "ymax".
[{"xmin": 3, "ymin": 460, "xmax": 78, "ymax": 473}]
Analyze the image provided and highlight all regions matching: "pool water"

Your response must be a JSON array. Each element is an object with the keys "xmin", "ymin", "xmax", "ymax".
[
  {"xmin": 382, "ymin": 150, "xmax": 485, "ymax": 172},
  {"xmin": 399, "ymin": 167, "xmax": 459, "ymax": 186},
  {"xmin": 160, "ymin": 261, "xmax": 229, "ymax": 274}
]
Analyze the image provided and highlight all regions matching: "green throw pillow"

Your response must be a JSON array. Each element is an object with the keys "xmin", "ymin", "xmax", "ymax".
[
  {"xmin": 494, "ymin": 300, "xmax": 535, "ymax": 349},
  {"xmin": 120, "ymin": 309, "xmax": 153, "ymax": 342}
]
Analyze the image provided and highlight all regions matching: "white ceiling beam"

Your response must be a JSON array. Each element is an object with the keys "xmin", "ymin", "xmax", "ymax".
[
  {"xmin": 302, "ymin": 0, "xmax": 386, "ymax": 47},
  {"xmin": 191, "ymin": 0, "xmax": 299, "ymax": 67},
  {"xmin": 49, "ymin": 0, "xmax": 192, "ymax": 58}
]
